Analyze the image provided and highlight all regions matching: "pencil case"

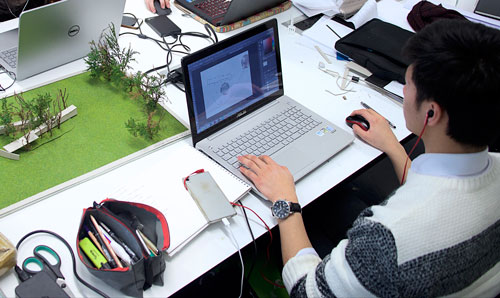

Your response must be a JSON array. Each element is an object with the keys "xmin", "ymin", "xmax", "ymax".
[{"xmin": 76, "ymin": 199, "xmax": 170, "ymax": 297}]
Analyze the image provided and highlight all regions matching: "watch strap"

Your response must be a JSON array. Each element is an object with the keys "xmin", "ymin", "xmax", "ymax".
[{"xmin": 289, "ymin": 202, "xmax": 301, "ymax": 214}]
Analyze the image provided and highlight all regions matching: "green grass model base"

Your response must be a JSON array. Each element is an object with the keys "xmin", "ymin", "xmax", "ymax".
[{"xmin": 0, "ymin": 72, "xmax": 187, "ymax": 209}]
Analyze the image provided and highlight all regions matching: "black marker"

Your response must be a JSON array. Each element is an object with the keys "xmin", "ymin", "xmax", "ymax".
[{"xmin": 100, "ymin": 223, "xmax": 140, "ymax": 263}]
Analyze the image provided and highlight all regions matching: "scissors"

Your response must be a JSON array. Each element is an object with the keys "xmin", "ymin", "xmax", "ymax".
[{"xmin": 22, "ymin": 245, "xmax": 75, "ymax": 298}]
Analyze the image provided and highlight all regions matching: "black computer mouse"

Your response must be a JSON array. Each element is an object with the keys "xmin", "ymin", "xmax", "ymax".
[
  {"xmin": 346, "ymin": 114, "xmax": 370, "ymax": 131},
  {"xmin": 154, "ymin": 0, "xmax": 172, "ymax": 15}
]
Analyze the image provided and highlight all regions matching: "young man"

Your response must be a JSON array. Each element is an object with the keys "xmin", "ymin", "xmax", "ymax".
[{"xmin": 238, "ymin": 19, "xmax": 500, "ymax": 297}]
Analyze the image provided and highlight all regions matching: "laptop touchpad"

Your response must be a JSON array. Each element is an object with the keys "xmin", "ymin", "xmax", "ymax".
[{"xmin": 272, "ymin": 146, "xmax": 314, "ymax": 176}]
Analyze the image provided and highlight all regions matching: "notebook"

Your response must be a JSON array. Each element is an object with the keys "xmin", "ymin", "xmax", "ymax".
[
  {"xmin": 175, "ymin": 0, "xmax": 286, "ymax": 26},
  {"xmin": 109, "ymin": 141, "xmax": 251, "ymax": 256},
  {"xmin": 181, "ymin": 18, "xmax": 354, "ymax": 199},
  {"xmin": 0, "ymin": 0, "xmax": 126, "ymax": 81}
]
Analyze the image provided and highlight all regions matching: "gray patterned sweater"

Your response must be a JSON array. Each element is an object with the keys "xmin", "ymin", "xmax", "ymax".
[{"xmin": 282, "ymin": 152, "xmax": 500, "ymax": 297}]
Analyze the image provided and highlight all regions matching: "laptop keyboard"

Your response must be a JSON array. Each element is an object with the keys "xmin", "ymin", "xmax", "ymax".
[
  {"xmin": 195, "ymin": 0, "xmax": 231, "ymax": 18},
  {"xmin": 214, "ymin": 106, "xmax": 323, "ymax": 169},
  {"xmin": 0, "ymin": 47, "xmax": 17, "ymax": 69}
]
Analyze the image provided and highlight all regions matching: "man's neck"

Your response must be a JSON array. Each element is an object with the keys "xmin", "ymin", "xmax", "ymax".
[{"xmin": 423, "ymin": 135, "xmax": 486, "ymax": 154}]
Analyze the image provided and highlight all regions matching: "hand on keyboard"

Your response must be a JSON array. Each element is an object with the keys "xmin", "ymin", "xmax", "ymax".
[{"xmin": 238, "ymin": 155, "xmax": 297, "ymax": 203}]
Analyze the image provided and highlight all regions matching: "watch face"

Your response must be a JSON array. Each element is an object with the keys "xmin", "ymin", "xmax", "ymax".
[{"xmin": 272, "ymin": 200, "xmax": 290, "ymax": 219}]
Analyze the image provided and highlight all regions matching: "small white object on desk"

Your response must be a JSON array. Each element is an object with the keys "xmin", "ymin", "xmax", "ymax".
[{"xmin": 108, "ymin": 141, "xmax": 251, "ymax": 256}]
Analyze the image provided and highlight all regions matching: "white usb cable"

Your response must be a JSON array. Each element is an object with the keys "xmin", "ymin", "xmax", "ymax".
[{"xmin": 222, "ymin": 218, "xmax": 244, "ymax": 298}]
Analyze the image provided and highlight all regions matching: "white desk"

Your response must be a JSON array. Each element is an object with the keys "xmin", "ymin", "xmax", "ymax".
[{"xmin": 0, "ymin": 0, "xmax": 425, "ymax": 296}]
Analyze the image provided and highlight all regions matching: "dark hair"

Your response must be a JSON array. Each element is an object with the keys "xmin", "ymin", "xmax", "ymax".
[{"xmin": 403, "ymin": 19, "xmax": 500, "ymax": 147}]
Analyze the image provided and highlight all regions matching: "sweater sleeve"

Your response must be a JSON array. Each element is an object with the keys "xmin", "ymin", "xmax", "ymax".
[
  {"xmin": 282, "ymin": 238, "xmax": 378, "ymax": 297},
  {"xmin": 281, "ymin": 208, "xmax": 397, "ymax": 297}
]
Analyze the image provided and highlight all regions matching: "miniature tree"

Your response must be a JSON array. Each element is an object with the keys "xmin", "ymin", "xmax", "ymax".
[
  {"xmin": 1, "ymin": 89, "xmax": 72, "ymax": 151},
  {"xmin": 86, "ymin": 24, "xmax": 138, "ymax": 84},
  {"xmin": 52, "ymin": 88, "xmax": 69, "ymax": 130},
  {"xmin": 85, "ymin": 24, "xmax": 169, "ymax": 140},
  {"xmin": 125, "ymin": 73, "xmax": 167, "ymax": 140},
  {"xmin": 13, "ymin": 94, "xmax": 36, "ymax": 150},
  {"xmin": 0, "ymin": 98, "xmax": 15, "ymax": 136}
]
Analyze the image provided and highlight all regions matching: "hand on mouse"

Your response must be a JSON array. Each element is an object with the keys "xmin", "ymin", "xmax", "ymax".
[
  {"xmin": 145, "ymin": 0, "xmax": 170, "ymax": 13},
  {"xmin": 350, "ymin": 109, "xmax": 400, "ymax": 154}
]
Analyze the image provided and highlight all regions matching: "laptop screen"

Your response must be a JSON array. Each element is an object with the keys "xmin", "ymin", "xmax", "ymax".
[{"xmin": 183, "ymin": 19, "xmax": 283, "ymax": 144}]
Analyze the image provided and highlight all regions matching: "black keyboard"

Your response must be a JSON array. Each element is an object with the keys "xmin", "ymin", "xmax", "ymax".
[{"xmin": 195, "ymin": 0, "xmax": 231, "ymax": 18}]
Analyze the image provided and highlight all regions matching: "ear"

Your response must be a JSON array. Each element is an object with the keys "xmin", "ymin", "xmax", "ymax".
[{"xmin": 425, "ymin": 102, "xmax": 444, "ymax": 126}]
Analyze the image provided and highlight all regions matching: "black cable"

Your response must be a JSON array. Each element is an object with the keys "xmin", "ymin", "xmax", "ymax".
[
  {"xmin": 0, "ymin": 67, "xmax": 17, "ymax": 92},
  {"xmin": 117, "ymin": 14, "xmax": 218, "ymax": 89},
  {"xmin": 3, "ymin": 0, "xmax": 30, "ymax": 18},
  {"xmin": 15, "ymin": 230, "xmax": 110, "ymax": 298},
  {"xmin": 237, "ymin": 200, "xmax": 258, "ymax": 280},
  {"xmin": 171, "ymin": 81, "xmax": 185, "ymax": 93},
  {"xmin": 121, "ymin": 12, "xmax": 143, "ymax": 30},
  {"xmin": 205, "ymin": 23, "xmax": 218, "ymax": 43}
]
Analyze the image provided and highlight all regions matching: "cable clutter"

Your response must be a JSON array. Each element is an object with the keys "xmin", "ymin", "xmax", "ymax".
[
  {"xmin": 0, "ymin": 66, "xmax": 16, "ymax": 92},
  {"xmin": 14, "ymin": 230, "xmax": 109, "ymax": 298},
  {"xmin": 119, "ymin": 13, "xmax": 218, "ymax": 90}
]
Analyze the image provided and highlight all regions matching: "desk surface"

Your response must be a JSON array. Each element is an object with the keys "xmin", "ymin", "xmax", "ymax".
[{"xmin": 0, "ymin": 0, "xmax": 446, "ymax": 296}]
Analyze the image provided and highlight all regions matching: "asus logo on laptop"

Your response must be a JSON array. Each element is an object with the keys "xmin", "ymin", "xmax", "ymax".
[{"xmin": 237, "ymin": 110, "xmax": 247, "ymax": 118}]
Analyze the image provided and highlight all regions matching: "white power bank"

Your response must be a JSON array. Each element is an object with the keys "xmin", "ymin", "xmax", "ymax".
[{"xmin": 185, "ymin": 172, "xmax": 237, "ymax": 223}]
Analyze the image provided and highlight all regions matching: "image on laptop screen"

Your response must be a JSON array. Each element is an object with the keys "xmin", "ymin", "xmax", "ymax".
[{"xmin": 186, "ymin": 27, "xmax": 280, "ymax": 134}]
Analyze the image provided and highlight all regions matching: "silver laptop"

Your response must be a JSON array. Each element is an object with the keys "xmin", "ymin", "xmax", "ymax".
[
  {"xmin": 0, "ymin": 0, "xmax": 126, "ymax": 81},
  {"xmin": 181, "ymin": 19, "xmax": 354, "ymax": 198}
]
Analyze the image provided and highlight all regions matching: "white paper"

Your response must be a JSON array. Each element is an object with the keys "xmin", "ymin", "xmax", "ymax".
[
  {"xmin": 108, "ymin": 142, "xmax": 250, "ymax": 255},
  {"xmin": 293, "ymin": 2, "xmax": 339, "ymax": 17},
  {"xmin": 299, "ymin": 15, "xmax": 354, "ymax": 56},
  {"xmin": 384, "ymin": 80, "xmax": 404, "ymax": 98},
  {"xmin": 348, "ymin": 0, "xmax": 378, "ymax": 28},
  {"xmin": 293, "ymin": 0, "xmax": 339, "ymax": 10}
]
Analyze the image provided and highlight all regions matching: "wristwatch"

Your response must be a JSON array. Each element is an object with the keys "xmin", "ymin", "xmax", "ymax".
[{"xmin": 271, "ymin": 200, "xmax": 301, "ymax": 220}]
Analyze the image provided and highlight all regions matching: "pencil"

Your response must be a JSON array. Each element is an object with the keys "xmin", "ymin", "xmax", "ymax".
[
  {"xmin": 360, "ymin": 101, "xmax": 397, "ymax": 129},
  {"xmin": 90, "ymin": 215, "xmax": 123, "ymax": 268},
  {"xmin": 87, "ymin": 231, "xmax": 105, "ymax": 256},
  {"xmin": 326, "ymin": 24, "xmax": 341, "ymax": 39}
]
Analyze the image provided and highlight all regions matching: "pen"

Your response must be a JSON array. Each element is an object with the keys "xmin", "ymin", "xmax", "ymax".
[
  {"xmin": 326, "ymin": 24, "xmax": 341, "ymax": 39},
  {"xmin": 137, "ymin": 229, "xmax": 159, "ymax": 255},
  {"xmin": 89, "ymin": 223, "xmax": 116, "ymax": 268},
  {"xmin": 360, "ymin": 101, "xmax": 397, "ymax": 129},
  {"xmin": 100, "ymin": 223, "xmax": 140, "ymax": 263},
  {"xmin": 101, "ymin": 228, "xmax": 131, "ymax": 266},
  {"xmin": 90, "ymin": 215, "xmax": 123, "ymax": 268},
  {"xmin": 136, "ymin": 229, "xmax": 154, "ymax": 257}
]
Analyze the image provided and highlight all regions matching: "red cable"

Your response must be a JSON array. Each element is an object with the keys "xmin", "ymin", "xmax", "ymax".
[
  {"xmin": 231, "ymin": 202, "xmax": 273, "ymax": 258},
  {"xmin": 230, "ymin": 202, "xmax": 285, "ymax": 289},
  {"xmin": 400, "ymin": 114, "xmax": 429, "ymax": 185},
  {"xmin": 183, "ymin": 169, "xmax": 204, "ymax": 190}
]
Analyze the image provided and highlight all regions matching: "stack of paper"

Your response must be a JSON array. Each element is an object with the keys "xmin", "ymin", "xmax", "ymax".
[
  {"xmin": 108, "ymin": 141, "xmax": 251, "ymax": 255},
  {"xmin": 292, "ymin": 0, "xmax": 341, "ymax": 17}
]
